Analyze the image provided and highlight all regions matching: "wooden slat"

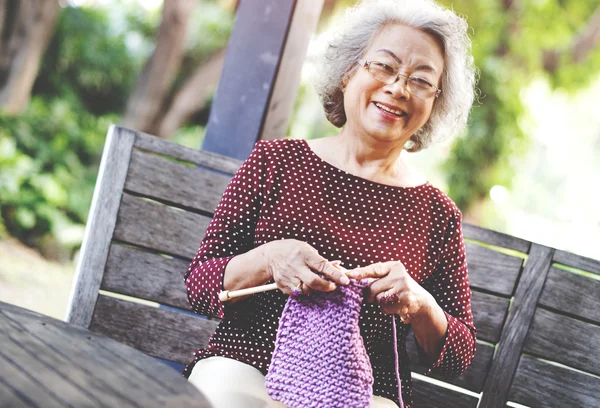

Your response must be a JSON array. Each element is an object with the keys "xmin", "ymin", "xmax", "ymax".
[
  {"xmin": 523, "ymin": 308, "xmax": 600, "ymax": 376},
  {"xmin": 203, "ymin": 0, "xmax": 298, "ymax": 160},
  {"xmin": 0, "ymin": 350, "xmax": 65, "ymax": 408},
  {"xmin": 553, "ymin": 249, "xmax": 600, "ymax": 275},
  {"xmin": 471, "ymin": 291, "xmax": 510, "ymax": 343},
  {"xmin": 408, "ymin": 339, "xmax": 494, "ymax": 393},
  {"xmin": 261, "ymin": 0, "xmax": 324, "ymax": 141},
  {"xmin": 125, "ymin": 148, "xmax": 231, "ymax": 213},
  {"xmin": 133, "ymin": 130, "xmax": 242, "ymax": 174},
  {"xmin": 90, "ymin": 295, "xmax": 219, "ymax": 364},
  {"xmin": 411, "ymin": 378, "xmax": 479, "ymax": 408},
  {"xmin": 103, "ymin": 244, "xmax": 190, "ymax": 309},
  {"xmin": 1, "ymin": 301, "xmax": 205, "ymax": 407},
  {"xmin": 538, "ymin": 266, "xmax": 600, "ymax": 325},
  {"xmin": 463, "ymin": 223, "xmax": 530, "ymax": 253},
  {"xmin": 508, "ymin": 355, "xmax": 600, "ymax": 408},
  {"xmin": 113, "ymin": 193, "xmax": 211, "ymax": 259},
  {"xmin": 466, "ymin": 242, "xmax": 522, "ymax": 296},
  {"xmin": 66, "ymin": 125, "xmax": 136, "ymax": 328},
  {"xmin": 479, "ymin": 244, "xmax": 554, "ymax": 408}
]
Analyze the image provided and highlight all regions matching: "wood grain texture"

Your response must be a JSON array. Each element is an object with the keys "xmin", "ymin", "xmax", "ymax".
[
  {"xmin": 90, "ymin": 295, "xmax": 218, "ymax": 364},
  {"xmin": 66, "ymin": 125, "xmax": 135, "ymax": 328},
  {"xmin": 471, "ymin": 290, "xmax": 510, "ymax": 343},
  {"xmin": 202, "ymin": 0, "xmax": 297, "ymax": 159},
  {"xmin": 523, "ymin": 308, "xmax": 600, "ymax": 376},
  {"xmin": 125, "ymin": 148, "xmax": 232, "ymax": 213},
  {"xmin": 466, "ymin": 242, "xmax": 523, "ymax": 296},
  {"xmin": 113, "ymin": 193, "xmax": 211, "ymax": 259},
  {"xmin": 508, "ymin": 355, "xmax": 600, "ymax": 408},
  {"xmin": 479, "ymin": 244, "xmax": 554, "ymax": 408},
  {"xmin": 407, "ymin": 339, "xmax": 494, "ymax": 393},
  {"xmin": 538, "ymin": 266, "xmax": 600, "ymax": 324},
  {"xmin": 103, "ymin": 244, "xmax": 190, "ymax": 309},
  {"xmin": 0, "ymin": 301, "xmax": 209, "ymax": 408},
  {"xmin": 133, "ymin": 130, "xmax": 242, "ymax": 174},
  {"xmin": 553, "ymin": 249, "xmax": 600, "ymax": 275},
  {"xmin": 261, "ymin": 0, "xmax": 324, "ymax": 141},
  {"xmin": 463, "ymin": 223, "xmax": 530, "ymax": 253},
  {"xmin": 0, "ymin": 350, "xmax": 65, "ymax": 408},
  {"xmin": 411, "ymin": 378, "xmax": 479, "ymax": 408}
]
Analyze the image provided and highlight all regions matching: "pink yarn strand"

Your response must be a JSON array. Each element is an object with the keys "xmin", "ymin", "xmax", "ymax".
[{"xmin": 392, "ymin": 316, "xmax": 405, "ymax": 408}]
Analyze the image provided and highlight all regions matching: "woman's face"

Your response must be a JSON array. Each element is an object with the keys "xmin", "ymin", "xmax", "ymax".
[{"xmin": 342, "ymin": 23, "xmax": 445, "ymax": 146}]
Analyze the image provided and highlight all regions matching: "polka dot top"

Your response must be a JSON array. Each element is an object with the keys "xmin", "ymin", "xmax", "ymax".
[{"xmin": 183, "ymin": 139, "xmax": 476, "ymax": 407}]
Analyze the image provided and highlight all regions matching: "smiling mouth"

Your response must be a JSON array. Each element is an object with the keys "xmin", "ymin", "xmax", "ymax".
[{"xmin": 373, "ymin": 102, "xmax": 407, "ymax": 118}]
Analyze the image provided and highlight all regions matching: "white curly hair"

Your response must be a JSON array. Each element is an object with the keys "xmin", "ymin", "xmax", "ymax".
[{"xmin": 312, "ymin": 0, "xmax": 477, "ymax": 152}]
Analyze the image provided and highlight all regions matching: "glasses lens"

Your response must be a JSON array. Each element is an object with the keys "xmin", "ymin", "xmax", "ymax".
[
  {"xmin": 408, "ymin": 77, "xmax": 435, "ymax": 98},
  {"xmin": 368, "ymin": 62, "xmax": 396, "ymax": 84}
]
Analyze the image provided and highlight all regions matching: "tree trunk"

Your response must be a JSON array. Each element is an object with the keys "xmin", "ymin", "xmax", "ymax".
[
  {"xmin": 156, "ymin": 48, "xmax": 226, "ymax": 138},
  {"xmin": 121, "ymin": 0, "xmax": 196, "ymax": 134},
  {"xmin": 544, "ymin": 7, "xmax": 600, "ymax": 72},
  {"xmin": 0, "ymin": 0, "xmax": 60, "ymax": 115}
]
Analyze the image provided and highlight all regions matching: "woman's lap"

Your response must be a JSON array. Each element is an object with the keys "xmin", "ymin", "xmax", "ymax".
[{"xmin": 188, "ymin": 356, "xmax": 398, "ymax": 408}]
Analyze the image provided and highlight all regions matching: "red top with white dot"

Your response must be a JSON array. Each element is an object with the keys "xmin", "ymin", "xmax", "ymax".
[{"xmin": 183, "ymin": 139, "xmax": 476, "ymax": 407}]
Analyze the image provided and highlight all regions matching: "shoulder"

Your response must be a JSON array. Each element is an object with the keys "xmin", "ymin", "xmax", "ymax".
[
  {"xmin": 250, "ymin": 138, "xmax": 311, "ymax": 166},
  {"xmin": 417, "ymin": 184, "xmax": 463, "ymax": 226}
]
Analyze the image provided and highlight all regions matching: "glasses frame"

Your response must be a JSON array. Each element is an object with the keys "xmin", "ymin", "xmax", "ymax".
[{"xmin": 357, "ymin": 59, "xmax": 442, "ymax": 99}]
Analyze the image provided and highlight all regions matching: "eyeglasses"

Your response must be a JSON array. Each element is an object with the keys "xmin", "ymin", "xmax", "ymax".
[{"xmin": 357, "ymin": 59, "xmax": 441, "ymax": 99}]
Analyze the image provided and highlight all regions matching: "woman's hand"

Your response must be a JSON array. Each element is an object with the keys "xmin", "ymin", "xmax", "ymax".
[
  {"xmin": 259, "ymin": 239, "xmax": 349, "ymax": 296},
  {"xmin": 346, "ymin": 261, "xmax": 435, "ymax": 323}
]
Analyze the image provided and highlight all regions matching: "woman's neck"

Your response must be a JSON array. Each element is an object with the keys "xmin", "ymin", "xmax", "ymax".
[{"xmin": 331, "ymin": 132, "xmax": 406, "ymax": 181}]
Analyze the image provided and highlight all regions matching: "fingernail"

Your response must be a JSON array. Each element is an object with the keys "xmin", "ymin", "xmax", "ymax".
[{"xmin": 341, "ymin": 276, "xmax": 350, "ymax": 285}]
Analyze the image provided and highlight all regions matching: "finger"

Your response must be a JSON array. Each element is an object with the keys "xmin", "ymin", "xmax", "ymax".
[
  {"xmin": 306, "ymin": 256, "xmax": 350, "ymax": 285},
  {"xmin": 290, "ymin": 280, "xmax": 305, "ymax": 297},
  {"xmin": 346, "ymin": 261, "xmax": 392, "ymax": 280},
  {"xmin": 364, "ymin": 276, "xmax": 392, "ymax": 303},
  {"xmin": 376, "ymin": 290, "xmax": 401, "ymax": 307},
  {"xmin": 298, "ymin": 267, "xmax": 337, "ymax": 292}
]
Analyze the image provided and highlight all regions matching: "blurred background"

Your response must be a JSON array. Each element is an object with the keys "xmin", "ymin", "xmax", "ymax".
[{"xmin": 1, "ymin": 0, "xmax": 599, "ymax": 319}]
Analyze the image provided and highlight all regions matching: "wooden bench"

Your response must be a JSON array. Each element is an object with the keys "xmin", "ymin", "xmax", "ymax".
[{"xmin": 67, "ymin": 125, "xmax": 600, "ymax": 408}]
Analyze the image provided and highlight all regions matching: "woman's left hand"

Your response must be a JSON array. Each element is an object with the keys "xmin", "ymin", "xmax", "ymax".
[{"xmin": 346, "ymin": 261, "xmax": 434, "ymax": 324}]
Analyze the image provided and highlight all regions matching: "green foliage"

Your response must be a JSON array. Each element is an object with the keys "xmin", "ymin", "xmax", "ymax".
[
  {"xmin": 34, "ymin": 6, "xmax": 145, "ymax": 116},
  {"xmin": 0, "ymin": 97, "xmax": 115, "ymax": 257},
  {"xmin": 437, "ymin": 0, "xmax": 600, "ymax": 213}
]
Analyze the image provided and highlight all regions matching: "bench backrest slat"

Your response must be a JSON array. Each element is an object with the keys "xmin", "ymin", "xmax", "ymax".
[
  {"xmin": 103, "ymin": 244, "xmax": 190, "ymax": 310},
  {"xmin": 509, "ymin": 355, "xmax": 600, "ymax": 407},
  {"xmin": 113, "ymin": 193, "xmax": 212, "ymax": 259},
  {"xmin": 465, "ymin": 242, "xmax": 523, "ymax": 296},
  {"xmin": 125, "ymin": 148, "xmax": 233, "ymax": 214},
  {"xmin": 90, "ymin": 295, "xmax": 218, "ymax": 364},
  {"xmin": 539, "ymin": 266, "xmax": 600, "ymax": 324},
  {"xmin": 523, "ymin": 308, "xmax": 600, "ymax": 376}
]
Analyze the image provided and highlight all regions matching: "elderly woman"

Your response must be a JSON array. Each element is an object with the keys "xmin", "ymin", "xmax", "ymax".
[{"xmin": 183, "ymin": 0, "xmax": 477, "ymax": 407}]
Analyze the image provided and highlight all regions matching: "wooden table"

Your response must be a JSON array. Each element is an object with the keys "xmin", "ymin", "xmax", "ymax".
[{"xmin": 0, "ymin": 301, "xmax": 211, "ymax": 408}]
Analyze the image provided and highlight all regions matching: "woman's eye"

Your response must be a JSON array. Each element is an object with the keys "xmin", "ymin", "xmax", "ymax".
[
  {"xmin": 373, "ymin": 62, "xmax": 395, "ymax": 74},
  {"xmin": 410, "ymin": 77, "xmax": 432, "ymax": 87}
]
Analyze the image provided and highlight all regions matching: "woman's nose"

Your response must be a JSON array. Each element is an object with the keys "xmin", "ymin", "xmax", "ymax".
[{"xmin": 384, "ymin": 77, "xmax": 410, "ymax": 100}]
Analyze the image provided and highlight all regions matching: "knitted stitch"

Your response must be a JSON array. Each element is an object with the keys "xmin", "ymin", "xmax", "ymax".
[{"xmin": 265, "ymin": 279, "xmax": 374, "ymax": 408}]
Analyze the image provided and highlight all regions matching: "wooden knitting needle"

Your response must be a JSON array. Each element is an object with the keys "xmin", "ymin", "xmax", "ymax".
[
  {"xmin": 219, "ymin": 282, "xmax": 278, "ymax": 302},
  {"xmin": 218, "ymin": 261, "xmax": 347, "ymax": 302}
]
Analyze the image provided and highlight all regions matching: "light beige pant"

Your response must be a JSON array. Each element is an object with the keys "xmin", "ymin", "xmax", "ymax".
[{"xmin": 188, "ymin": 356, "xmax": 399, "ymax": 408}]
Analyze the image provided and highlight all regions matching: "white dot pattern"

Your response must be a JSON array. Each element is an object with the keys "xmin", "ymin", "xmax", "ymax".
[{"xmin": 183, "ymin": 139, "xmax": 476, "ymax": 407}]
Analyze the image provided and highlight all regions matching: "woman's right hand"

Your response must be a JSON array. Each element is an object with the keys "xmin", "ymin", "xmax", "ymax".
[{"xmin": 259, "ymin": 239, "xmax": 349, "ymax": 295}]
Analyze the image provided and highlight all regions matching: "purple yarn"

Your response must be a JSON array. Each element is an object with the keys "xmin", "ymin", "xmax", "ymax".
[{"xmin": 266, "ymin": 280, "xmax": 374, "ymax": 408}]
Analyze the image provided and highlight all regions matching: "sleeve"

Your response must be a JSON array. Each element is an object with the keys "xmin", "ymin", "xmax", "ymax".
[
  {"xmin": 419, "ymin": 209, "xmax": 477, "ymax": 377},
  {"xmin": 183, "ymin": 141, "xmax": 268, "ymax": 319}
]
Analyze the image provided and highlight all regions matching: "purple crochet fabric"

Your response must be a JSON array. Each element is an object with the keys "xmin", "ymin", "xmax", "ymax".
[{"xmin": 265, "ymin": 280, "xmax": 374, "ymax": 408}]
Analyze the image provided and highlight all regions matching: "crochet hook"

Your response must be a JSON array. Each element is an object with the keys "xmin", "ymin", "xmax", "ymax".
[{"xmin": 218, "ymin": 261, "xmax": 347, "ymax": 302}]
